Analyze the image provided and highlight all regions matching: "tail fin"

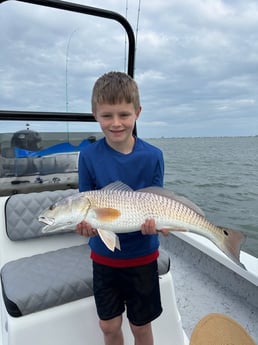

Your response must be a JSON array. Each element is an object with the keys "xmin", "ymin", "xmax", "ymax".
[{"xmin": 218, "ymin": 226, "xmax": 246, "ymax": 269}]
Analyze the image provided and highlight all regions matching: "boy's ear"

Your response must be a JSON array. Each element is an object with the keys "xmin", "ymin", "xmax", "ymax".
[{"xmin": 136, "ymin": 106, "xmax": 142, "ymax": 119}]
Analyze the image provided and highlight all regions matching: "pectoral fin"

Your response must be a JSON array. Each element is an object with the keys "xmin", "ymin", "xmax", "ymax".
[
  {"xmin": 94, "ymin": 208, "xmax": 121, "ymax": 221},
  {"xmin": 97, "ymin": 229, "xmax": 121, "ymax": 251}
]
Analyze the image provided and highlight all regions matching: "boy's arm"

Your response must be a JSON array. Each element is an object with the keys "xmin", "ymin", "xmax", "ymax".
[
  {"xmin": 152, "ymin": 151, "xmax": 165, "ymax": 187},
  {"xmin": 77, "ymin": 150, "xmax": 97, "ymax": 237},
  {"xmin": 78, "ymin": 150, "xmax": 95, "ymax": 192}
]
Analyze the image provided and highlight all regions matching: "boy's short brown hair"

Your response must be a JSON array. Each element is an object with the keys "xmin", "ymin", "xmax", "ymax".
[{"xmin": 91, "ymin": 71, "xmax": 141, "ymax": 113}]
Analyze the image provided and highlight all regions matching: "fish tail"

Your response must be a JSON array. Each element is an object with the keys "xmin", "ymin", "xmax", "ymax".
[{"xmin": 218, "ymin": 226, "xmax": 246, "ymax": 269}]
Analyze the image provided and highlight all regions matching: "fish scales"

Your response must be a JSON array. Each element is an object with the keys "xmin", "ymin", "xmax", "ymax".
[
  {"xmin": 86, "ymin": 189, "xmax": 219, "ymax": 238},
  {"xmin": 86, "ymin": 189, "xmax": 244, "ymax": 259}
]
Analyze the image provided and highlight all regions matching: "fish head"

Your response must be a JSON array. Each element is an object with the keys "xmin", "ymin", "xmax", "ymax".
[{"xmin": 38, "ymin": 193, "xmax": 91, "ymax": 233}]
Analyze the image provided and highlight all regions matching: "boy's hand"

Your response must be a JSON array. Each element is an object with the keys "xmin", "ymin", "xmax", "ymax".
[
  {"xmin": 76, "ymin": 221, "xmax": 97, "ymax": 237},
  {"xmin": 141, "ymin": 219, "xmax": 169, "ymax": 236}
]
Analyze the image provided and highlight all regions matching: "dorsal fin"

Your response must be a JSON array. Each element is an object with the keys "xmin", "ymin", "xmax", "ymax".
[
  {"xmin": 101, "ymin": 181, "xmax": 133, "ymax": 192},
  {"xmin": 138, "ymin": 186, "xmax": 205, "ymax": 217}
]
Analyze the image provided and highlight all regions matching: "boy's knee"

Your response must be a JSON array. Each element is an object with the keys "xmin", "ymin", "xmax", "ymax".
[
  {"xmin": 99, "ymin": 316, "xmax": 122, "ymax": 335},
  {"xmin": 130, "ymin": 322, "xmax": 152, "ymax": 337}
]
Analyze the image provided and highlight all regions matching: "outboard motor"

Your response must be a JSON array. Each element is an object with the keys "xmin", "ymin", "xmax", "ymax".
[
  {"xmin": 11, "ymin": 129, "xmax": 42, "ymax": 151},
  {"xmin": 10, "ymin": 128, "xmax": 42, "ymax": 175}
]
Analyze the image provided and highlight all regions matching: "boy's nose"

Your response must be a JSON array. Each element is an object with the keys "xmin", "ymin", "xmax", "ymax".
[{"xmin": 112, "ymin": 115, "xmax": 121, "ymax": 126}]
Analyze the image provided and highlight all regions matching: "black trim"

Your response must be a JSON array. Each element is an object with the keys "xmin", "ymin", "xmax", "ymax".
[
  {"xmin": 1, "ymin": 275, "xmax": 22, "ymax": 317},
  {"xmin": 0, "ymin": 110, "xmax": 95, "ymax": 122}
]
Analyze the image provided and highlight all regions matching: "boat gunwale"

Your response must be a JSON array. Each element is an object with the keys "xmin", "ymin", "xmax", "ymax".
[{"xmin": 172, "ymin": 232, "xmax": 258, "ymax": 286}]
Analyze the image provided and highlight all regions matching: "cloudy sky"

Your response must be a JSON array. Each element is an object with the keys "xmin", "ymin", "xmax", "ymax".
[{"xmin": 1, "ymin": 0, "xmax": 258, "ymax": 138}]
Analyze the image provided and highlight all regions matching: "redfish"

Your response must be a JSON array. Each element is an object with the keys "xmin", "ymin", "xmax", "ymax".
[{"xmin": 38, "ymin": 181, "xmax": 246, "ymax": 268}]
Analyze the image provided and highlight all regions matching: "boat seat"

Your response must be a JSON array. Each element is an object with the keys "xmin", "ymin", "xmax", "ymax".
[
  {"xmin": 0, "ymin": 190, "xmax": 170, "ymax": 317},
  {"xmin": 1, "ymin": 244, "xmax": 93, "ymax": 317},
  {"xmin": 1, "ymin": 245, "xmax": 170, "ymax": 317}
]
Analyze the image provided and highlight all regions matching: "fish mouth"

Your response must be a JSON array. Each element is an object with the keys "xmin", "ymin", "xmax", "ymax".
[
  {"xmin": 39, "ymin": 216, "xmax": 75, "ymax": 233},
  {"xmin": 38, "ymin": 216, "xmax": 55, "ymax": 226}
]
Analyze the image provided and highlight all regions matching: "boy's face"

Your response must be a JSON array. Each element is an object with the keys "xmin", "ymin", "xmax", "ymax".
[{"xmin": 94, "ymin": 101, "xmax": 141, "ymax": 149}]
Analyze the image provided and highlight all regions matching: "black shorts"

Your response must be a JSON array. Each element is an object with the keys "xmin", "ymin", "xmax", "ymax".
[{"xmin": 93, "ymin": 260, "xmax": 162, "ymax": 326}]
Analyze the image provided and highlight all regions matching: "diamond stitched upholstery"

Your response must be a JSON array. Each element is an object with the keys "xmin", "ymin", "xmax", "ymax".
[
  {"xmin": 1, "ymin": 245, "xmax": 93, "ymax": 316},
  {"xmin": 5, "ymin": 189, "xmax": 77, "ymax": 240}
]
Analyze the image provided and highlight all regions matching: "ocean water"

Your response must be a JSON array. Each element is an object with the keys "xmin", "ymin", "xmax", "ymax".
[{"xmin": 147, "ymin": 137, "xmax": 258, "ymax": 258}]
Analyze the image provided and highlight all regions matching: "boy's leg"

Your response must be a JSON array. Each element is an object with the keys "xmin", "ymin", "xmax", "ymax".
[
  {"xmin": 125, "ymin": 261, "xmax": 161, "ymax": 345},
  {"xmin": 130, "ymin": 322, "xmax": 154, "ymax": 345},
  {"xmin": 125, "ymin": 261, "xmax": 162, "ymax": 326},
  {"xmin": 99, "ymin": 316, "xmax": 124, "ymax": 345}
]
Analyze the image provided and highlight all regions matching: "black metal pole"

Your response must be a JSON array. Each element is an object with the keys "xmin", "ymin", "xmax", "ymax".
[{"xmin": 0, "ymin": 0, "xmax": 137, "ymax": 134}]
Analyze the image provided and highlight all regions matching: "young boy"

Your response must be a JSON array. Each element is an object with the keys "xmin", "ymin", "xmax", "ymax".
[{"xmin": 77, "ymin": 71, "xmax": 165, "ymax": 345}]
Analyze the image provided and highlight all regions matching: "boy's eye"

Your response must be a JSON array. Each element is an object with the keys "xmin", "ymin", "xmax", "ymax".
[{"xmin": 100, "ymin": 113, "xmax": 131, "ymax": 119}]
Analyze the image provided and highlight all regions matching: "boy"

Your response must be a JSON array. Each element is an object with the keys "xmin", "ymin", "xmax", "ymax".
[{"xmin": 77, "ymin": 71, "xmax": 165, "ymax": 345}]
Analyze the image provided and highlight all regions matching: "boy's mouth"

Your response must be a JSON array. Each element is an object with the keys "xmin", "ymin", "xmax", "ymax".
[{"xmin": 110, "ymin": 129, "xmax": 125, "ymax": 134}]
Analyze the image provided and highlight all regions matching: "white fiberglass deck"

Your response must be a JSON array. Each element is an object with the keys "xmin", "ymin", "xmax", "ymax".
[{"xmin": 161, "ymin": 234, "xmax": 258, "ymax": 343}]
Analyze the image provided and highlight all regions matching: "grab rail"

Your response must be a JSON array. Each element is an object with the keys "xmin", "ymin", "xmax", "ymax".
[
  {"xmin": 0, "ymin": 0, "xmax": 136, "ymax": 132},
  {"xmin": 0, "ymin": 0, "xmax": 135, "ymax": 76},
  {"xmin": 0, "ymin": 110, "xmax": 96, "ymax": 122}
]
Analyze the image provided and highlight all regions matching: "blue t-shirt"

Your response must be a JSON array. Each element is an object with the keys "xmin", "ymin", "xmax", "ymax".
[{"xmin": 78, "ymin": 137, "xmax": 164, "ymax": 260}]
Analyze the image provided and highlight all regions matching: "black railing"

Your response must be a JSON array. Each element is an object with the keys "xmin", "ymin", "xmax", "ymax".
[
  {"xmin": 0, "ymin": 0, "xmax": 135, "ymax": 76},
  {"xmin": 0, "ymin": 110, "xmax": 96, "ymax": 122},
  {"xmin": 0, "ymin": 0, "xmax": 136, "ymax": 133}
]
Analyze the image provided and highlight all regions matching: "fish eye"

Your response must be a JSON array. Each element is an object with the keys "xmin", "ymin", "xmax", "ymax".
[
  {"xmin": 49, "ymin": 204, "xmax": 56, "ymax": 211},
  {"xmin": 223, "ymin": 230, "xmax": 229, "ymax": 236}
]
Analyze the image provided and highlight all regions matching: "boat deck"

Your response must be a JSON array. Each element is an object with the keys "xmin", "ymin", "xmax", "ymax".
[{"xmin": 160, "ymin": 234, "xmax": 258, "ymax": 343}]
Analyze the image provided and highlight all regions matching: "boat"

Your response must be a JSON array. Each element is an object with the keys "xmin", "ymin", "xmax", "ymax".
[{"xmin": 0, "ymin": 1, "xmax": 257, "ymax": 345}]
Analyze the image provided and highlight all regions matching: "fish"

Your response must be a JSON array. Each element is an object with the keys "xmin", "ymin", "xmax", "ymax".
[{"xmin": 38, "ymin": 181, "xmax": 246, "ymax": 269}]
